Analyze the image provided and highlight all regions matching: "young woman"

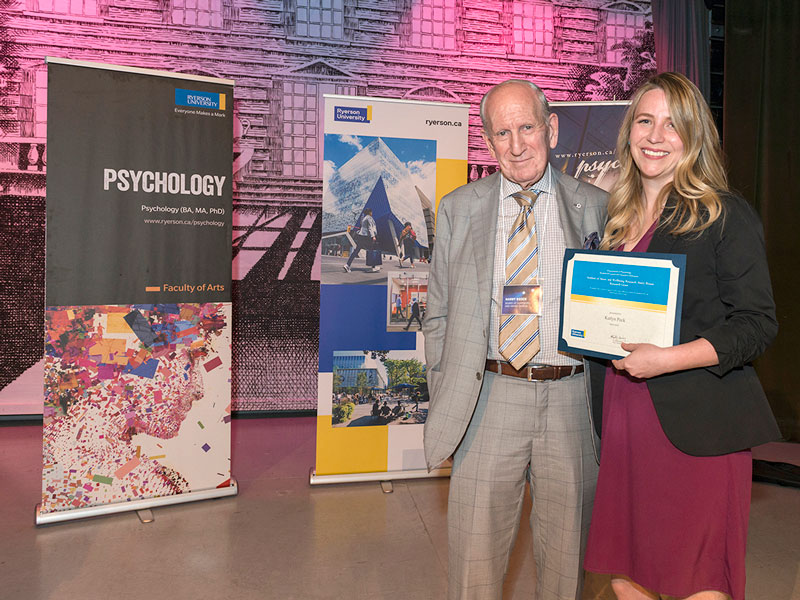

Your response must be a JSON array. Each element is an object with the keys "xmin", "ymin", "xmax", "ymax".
[{"xmin": 583, "ymin": 72, "xmax": 780, "ymax": 600}]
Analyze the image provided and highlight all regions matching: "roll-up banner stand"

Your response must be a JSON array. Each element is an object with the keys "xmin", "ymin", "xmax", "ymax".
[
  {"xmin": 38, "ymin": 58, "xmax": 236, "ymax": 525},
  {"xmin": 312, "ymin": 98, "xmax": 626, "ymax": 486},
  {"xmin": 312, "ymin": 95, "xmax": 469, "ymax": 485}
]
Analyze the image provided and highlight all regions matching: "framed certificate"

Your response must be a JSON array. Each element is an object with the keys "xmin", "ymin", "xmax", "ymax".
[{"xmin": 558, "ymin": 249, "xmax": 686, "ymax": 360}]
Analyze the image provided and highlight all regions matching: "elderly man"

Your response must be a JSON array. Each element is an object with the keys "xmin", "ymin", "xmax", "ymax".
[{"xmin": 423, "ymin": 80, "xmax": 609, "ymax": 599}]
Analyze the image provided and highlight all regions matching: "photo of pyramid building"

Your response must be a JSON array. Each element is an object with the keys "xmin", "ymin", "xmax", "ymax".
[{"xmin": 322, "ymin": 136, "xmax": 435, "ymax": 258}]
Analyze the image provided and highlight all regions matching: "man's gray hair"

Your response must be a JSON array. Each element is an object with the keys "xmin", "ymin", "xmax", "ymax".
[{"xmin": 479, "ymin": 79, "xmax": 551, "ymax": 132}]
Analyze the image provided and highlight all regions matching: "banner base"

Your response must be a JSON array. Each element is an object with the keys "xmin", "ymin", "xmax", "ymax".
[
  {"xmin": 309, "ymin": 467, "xmax": 451, "ymax": 486},
  {"xmin": 35, "ymin": 478, "xmax": 238, "ymax": 526}
]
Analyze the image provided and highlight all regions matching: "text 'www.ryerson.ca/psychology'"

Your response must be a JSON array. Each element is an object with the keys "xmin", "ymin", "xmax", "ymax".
[
  {"xmin": 103, "ymin": 168, "xmax": 227, "ymax": 196},
  {"xmin": 143, "ymin": 217, "xmax": 225, "ymax": 227}
]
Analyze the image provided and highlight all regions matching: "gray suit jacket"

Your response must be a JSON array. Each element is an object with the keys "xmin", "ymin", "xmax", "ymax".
[{"xmin": 422, "ymin": 170, "xmax": 609, "ymax": 469}]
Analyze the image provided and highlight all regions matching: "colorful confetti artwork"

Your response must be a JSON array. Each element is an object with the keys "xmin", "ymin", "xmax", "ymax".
[{"xmin": 41, "ymin": 303, "xmax": 232, "ymax": 513}]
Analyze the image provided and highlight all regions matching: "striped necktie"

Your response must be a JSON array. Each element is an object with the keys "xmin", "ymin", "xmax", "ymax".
[{"xmin": 499, "ymin": 190, "xmax": 540, "ymax": 370}]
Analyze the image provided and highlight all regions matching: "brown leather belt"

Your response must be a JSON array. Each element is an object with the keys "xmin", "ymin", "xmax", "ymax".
[{"xmin": 484, "ymin": 359, "xmax": 584, "ymax": 382}]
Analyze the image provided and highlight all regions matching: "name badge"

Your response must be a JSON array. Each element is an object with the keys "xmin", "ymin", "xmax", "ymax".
[{"xmin": 502, "ymin": 283, "xmax": 542, "ymax": 315}]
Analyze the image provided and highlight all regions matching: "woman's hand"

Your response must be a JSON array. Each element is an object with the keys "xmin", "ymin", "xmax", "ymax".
[
  {"xmin": 611, "ymin": 338, "xmax": 719, "ymax": 379},
  {"xmin": 612, "ymin": 343, "xmax": 669, "ymax": 379}
]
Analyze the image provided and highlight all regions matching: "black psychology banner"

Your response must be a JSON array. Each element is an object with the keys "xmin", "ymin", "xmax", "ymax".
[
  {"xmin": 40, "ymin": 59, "xmax": 235, "ymax": 519},
  {"xmin": 46, "ymin": 60, "xmax": 232, "ymax": 306}
]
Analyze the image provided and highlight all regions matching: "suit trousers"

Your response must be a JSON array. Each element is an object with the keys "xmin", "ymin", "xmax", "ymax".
[{"xmin": 447, "ymin": 370, "xmax": 598, "ymax": 600}]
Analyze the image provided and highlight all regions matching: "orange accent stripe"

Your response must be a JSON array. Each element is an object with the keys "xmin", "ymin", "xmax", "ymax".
[{"xmin": 145, "ymin": 286, "xmax": 160, "ymax": 292}]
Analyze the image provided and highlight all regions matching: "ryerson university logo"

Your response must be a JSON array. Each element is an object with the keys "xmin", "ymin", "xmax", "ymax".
[
  {"xmin": 174, "ymin": 88, "xmax": 226, "ymax": 111},
  {"xmin": 334, "ymin": 105, "xmax": 372, "ymax": 123},
  {"xmin": 103, "ymin": 169, "xmax": 227, "ymax": 197}
]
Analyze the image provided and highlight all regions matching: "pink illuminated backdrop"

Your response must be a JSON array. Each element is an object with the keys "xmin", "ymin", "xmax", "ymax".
[{"xmin": 0, "ymin": 0, "xmax": 654, "ymax": 414}]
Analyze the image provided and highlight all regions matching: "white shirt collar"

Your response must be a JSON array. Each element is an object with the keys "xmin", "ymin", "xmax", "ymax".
[{"xmin": 499, "ymin": 163, "xmax": 553, "ymax": 199}]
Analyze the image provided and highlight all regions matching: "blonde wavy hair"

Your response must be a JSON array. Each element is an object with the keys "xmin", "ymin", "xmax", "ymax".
[{"xmin": 600, "ymin": 72, "xmax": 729, "ymax": 250}]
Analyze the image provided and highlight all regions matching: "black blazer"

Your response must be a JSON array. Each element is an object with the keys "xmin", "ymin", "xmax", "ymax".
[{"xmin": 588, "ymin": 193, "xmax": 781, "ymax": 456}]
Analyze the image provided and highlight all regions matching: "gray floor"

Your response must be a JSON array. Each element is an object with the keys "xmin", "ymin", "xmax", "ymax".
[{"xmin": 1, "ymin": 418, "xmax": 798, "ymax": 600}]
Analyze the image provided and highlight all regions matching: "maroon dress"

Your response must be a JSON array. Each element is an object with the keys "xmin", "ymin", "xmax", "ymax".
[{"xmin": 583, "ymin": 223, "xmax": 752, "ymax": 600}]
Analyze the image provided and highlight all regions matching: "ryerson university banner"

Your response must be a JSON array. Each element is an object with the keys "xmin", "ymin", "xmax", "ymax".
[
  {"xmin": 314, "ymin": 94, "xmax": 469, "ymax": 484},
  {"xmin": 39, "ymin": 58, "xmax": 236, "ymax": 524}
]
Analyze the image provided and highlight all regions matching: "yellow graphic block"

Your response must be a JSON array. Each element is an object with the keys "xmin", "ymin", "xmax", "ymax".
[
  {"xmin": 315, "ymin": 415, "xmax": 388, "ymax": 476},
  {"xmin": 435, "ymin": 158, "xmax": 468, "ymax": 213}
]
